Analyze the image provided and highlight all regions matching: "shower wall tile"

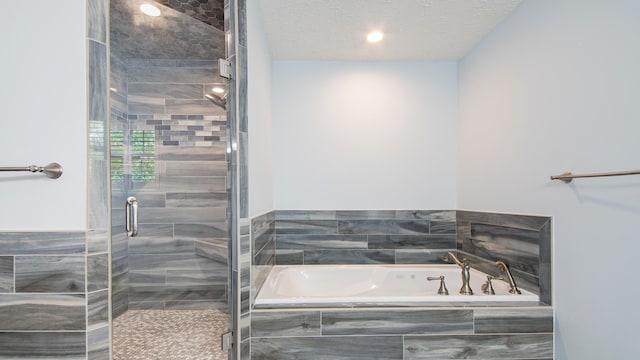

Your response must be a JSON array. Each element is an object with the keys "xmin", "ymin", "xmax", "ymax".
[
  {"xmin": 88, "ymin": 290, "xmax": 109, "ymax": 328},
  {"xmin": 167, "ymin": 192, "xmax": 228, "ymax": 207},
  {"xmin": 195, "ymin": 239, "xmax": 229, "ymax": 264},
  {"xmin": 166, "ymin": 99, "xmax": 222, "ymax": 115},
  {"xmin": 158, "ymin": 142, "xmax": 227, "ymax": 161},
  {"xmin": 165, "ymin": 161, "xmax": 228, "ymax": 177},
  {"xmin": 175, "ymin": 223, "xmax": 229, "ymax": 240},
  {"xmin": 251, "ymin": 336, "xmax": 404, "ymax": 360},
  {"xmin": 15, "ymin": 256, "xmax": 85, "ymax": 293},
  {"xmin": 87, "ymin": 253, "xmax": 109, "ymax": 292},
  {"xmin": 89, "ymin": 40, "xmax": 107, "ymax": 122},
  {"xmin": 239, "ymin": 131, "xmax": 248, "ymax": 217},
  {"xmin": 127, "ymin": 64, "xmax": 219, "ymax": 84},
  {"xmin": 395, "ymin": 249, "xmax": 453, "ymax": 264},
  {"xmin": 0, "ymin": 232, "xmax": 85, "ymax": 255},
  {"xmin": 321, "ymin": 309, "xmax": 473, "ymax": 335},
  {"xmin": 276, "ymin": 234, "xmax": 368, "ymax": 249},
  {"xmin": 88, "ymin": 0, "xmax": 107, "ymax": 43},
  {"xmin": 0, "ymin": 332, "xmax": 86, "ymax": 359},
  {"xmin": 0, "ymin": 294, "xmax": 85, "ymax": 331},
  {"xmin": 251, "ymin": 211, "xmax": 276, "ymax": 307},
  {"xmin": 403, "ymin": 334, "xmax": 553, "ymax": 359},
  {"xmin": 128, "ymin": 83, "xmax": 204, "ymax": 99},
  {"xmin": 87, "ymin": 325, "xmax": 110, "ymax": 359},
  {"xmin": 166, "ymin": 268, "xmax": 227, "ymax": 286},
  {"xmin": 0, "ymin": 257, "xmax": 13, "ymax": 292},
  {"xmin": 139, "ymin": 207, "xmax": 227, "ymax": 223}
]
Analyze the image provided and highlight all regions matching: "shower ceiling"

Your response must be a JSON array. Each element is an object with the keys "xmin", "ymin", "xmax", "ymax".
[{"xmin": 156, "ymin": 0, "xmax": 225, "ymax": 31}]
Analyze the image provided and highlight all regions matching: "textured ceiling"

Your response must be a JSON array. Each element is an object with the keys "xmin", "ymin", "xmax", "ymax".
[
  {"xmin": 156, "ymin": 0, "xmax": 225, "ymax": 31},
  {"xmin": 257, "ymin": 0, "xmax": 523, "ymax": 61}
]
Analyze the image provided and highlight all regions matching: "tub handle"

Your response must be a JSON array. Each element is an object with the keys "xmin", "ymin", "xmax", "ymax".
[
  {"xmin": 427, "ymin": 275, "xmax": 449, "ymax": 295},
  {"xmin": 481, "ymin": 276, "xmax": 496, "ymax": 295}
]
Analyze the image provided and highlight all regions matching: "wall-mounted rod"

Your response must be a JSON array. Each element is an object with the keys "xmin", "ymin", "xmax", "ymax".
[
  {"xmin": 0, "ymin": 163, "xmax": 63, "ymax": 179},
  {"xmin": 551, "ymin": 169, "xmax": 640, "ymax": 183}
]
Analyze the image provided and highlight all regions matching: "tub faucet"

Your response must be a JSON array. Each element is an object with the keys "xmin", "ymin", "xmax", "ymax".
[
  {"xmin": 443, "ymin": 252, "xmax": 473, "ymax": 295},
  {"xmin": 496, "ymin": 260, "xmax": 522, "ymax": 294}
]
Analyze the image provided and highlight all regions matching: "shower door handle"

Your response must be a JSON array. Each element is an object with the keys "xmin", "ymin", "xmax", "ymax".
[{"xmin": 125, "ymin": 196, "xmax": 139, "ymax": 237}]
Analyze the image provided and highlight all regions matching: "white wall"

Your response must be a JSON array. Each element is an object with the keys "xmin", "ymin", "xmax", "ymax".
[
  {"xmin": 247, "ymin": 0, "xmax": 274, "ymax": 216},
  {"xmin": 272, "ymin": 61, "xmax": 457, "ymax": 210},
  {"xmin": 0, "ymin": 0, "xmax": 87, "ymax": 230},
  {"xmin": 457, "ymin": 0, "xmax": 640, "ymax": 358}
]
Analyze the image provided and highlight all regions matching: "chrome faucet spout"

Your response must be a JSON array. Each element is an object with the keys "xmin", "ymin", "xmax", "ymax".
[
  {"xmin": 496, "ymin": 260, "xmax": 522, "ymax": 294},
  {"xmin": 443, "ymin": 252, "xmax": 473, "ymax": 295}
]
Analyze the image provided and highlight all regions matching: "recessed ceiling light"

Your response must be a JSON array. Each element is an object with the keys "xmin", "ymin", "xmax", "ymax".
[
  {"xmin": 367, "ymin": 31, "xmax": 384, "ymax": 43},
  {"xmin": 212, "ymin": 87, "xmax": 225, "ymax": 94},
  {"xmin": 140, "ymin": 3, "xmax": 161, "ymax": 17}
]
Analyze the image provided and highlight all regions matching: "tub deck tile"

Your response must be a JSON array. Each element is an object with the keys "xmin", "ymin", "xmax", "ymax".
[
  {"xmin": 251, "ymin": 336, "xmax": 403, "ymax": 360},
  {"xmin": 474, "ymin": 307, "xmax": 553, "ymax": 334},
  {"xmin": 322, "ymin": 309, "xmax": 473, "ymax": 336},
  {"xmin": 404, "ymin": 333, "xmax": 553, "ymax": 359},
  {"xmin": 252, "ymin": 311, "xmax": 321, "ymax": 337}
]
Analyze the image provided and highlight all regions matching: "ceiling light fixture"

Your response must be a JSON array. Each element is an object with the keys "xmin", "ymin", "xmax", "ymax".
[
  {"xmin": 367, "ymin": 31, "xmax": 384, "ymax": 43},
  {"xmin": 140, "ymin": 3, "xmax": 161, "ymax": 17}
]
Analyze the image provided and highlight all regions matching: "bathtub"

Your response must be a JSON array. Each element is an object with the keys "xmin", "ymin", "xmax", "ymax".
[{"xmin": 254, "ymin": 264, "xmax": 539, "ymax": 307}]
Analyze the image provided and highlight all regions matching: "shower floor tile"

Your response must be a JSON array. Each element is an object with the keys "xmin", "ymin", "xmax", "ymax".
[{"xmin": 113, "ymin": 309, "xmax": 229, "ymax": 360}]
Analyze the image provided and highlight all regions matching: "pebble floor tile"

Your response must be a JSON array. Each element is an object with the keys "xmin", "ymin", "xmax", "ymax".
[{"xmin": 113, "ymin": 310, "xmax": 229, "ymax": 360}]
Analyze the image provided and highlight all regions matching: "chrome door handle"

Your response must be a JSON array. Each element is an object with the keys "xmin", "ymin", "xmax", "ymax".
[{"xmin": 125, "ymin": 196, "xmax": 139, "ymax": 237}]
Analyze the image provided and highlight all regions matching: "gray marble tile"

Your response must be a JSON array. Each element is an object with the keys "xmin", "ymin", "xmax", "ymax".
[
  {"xmin": 128, "ymin": 301, "xmax": 165, "ymax": 310},
  {"xmin": 474, "ymin": 307, "xmax": 553, "ymax": 334},
  {"xmin": 429, "ymin": 220, "xmax": 457, "ymax": 234},
  {"xmin": 129, "ymin": 270, "xmax": 165, "ymax": 286},
  {"xmin": 276, "ymin": 220, "xmax": 338, "ymax": 235},
  {"xmin": 465, "ymin": 223, "xmax": 540, "ymax": 275},
  {"xmin": 240, "ymin": 234, "xmax": 251, "ymax": 255},
  {"xmin": 395, "ymin": 249, "xmax": 455, "ymax": 264},
  {"xmin": 338, "ymin": 220, "xmax": 430, "ymax": 235},
  {"xmin": 275, "ymin": 249, "xmax": 304, "ymax": 265},
  {"xmin": 0, "ymin": 294, "xmax": 85, "ymax": 330},
  {"xmin": 129, "ymin": 284, "xmax": 223, "ymax": 303},
  {"xmin": 303, "ymin": 250, "xmax": 394, "ymax": 265},
  {"xmin": 368, "ymin": 234, "xmax": 456, "ymax": 249},
  {"xmin": 86, "ymin": 228, "xmax": 109, "ymax": 254},
  {"xmin": 404, "ymin": 333, "xmax": 553, "ymax": 359},
  {"xmin": 167, "ymin": 268, "xmax": 227, "ymax": 286},
  {"xmin": 158, "ymin": 144, "xmax": 226, "ymax": 161},
  {"xmin": 127, "ymin": 64, "xmax": 219, "ymax": 84},
  {"xmin": 175, "ymin": 223, "xmax": 229, "ymax": 240},
  {"xmin": 335, "ymin": 210, "xmax": 396, "ymax": 220},
  {"xmin": 88, "ymin": 0, "xmax": 107, "ymax": 43},
  {"xmin": 276, "ymin": 234, "xmax": 368, "ymax": 249},
  {"xmin": 165, "ymin": 300, "xmax": 227, "ymax": 310},
  {"xmin": 88, "ymin": 159, "xmax": 110, "ymax": 231},
  {"xmin": 456, "ymin": 211, "xmax": 550, "ymax": 231},
  {"xmin": 275, "ymin": 210, "xmax": 336, "ymax": 220},
  {"xmin": 140, "ymin": 207, "xmax": 227, "ymax": 224},
  {"xmin": 238, "ymin": 47, "xmax": 248, "ymax": 133},
  {"xmin": 87, "ymin": 325, "xmax": 110, "ymax": 360},
  {"xmin": 254, "ymin": 243, "xmax": 275, "ymax": 267},
  {"xmin": 128, "ymin": 83, "xmax": 204, "ymax": 99},
  {"xmin": 241, "ymin": 312, "xmax": 250, "ymax": 341},
  {"xmin": 0, "ymin": 257, "xmax": 13, "ymax": 292},
  {"xmin": 253, "ymin": 225, "xmax": 274, "ymax": 255},
  {"xmin": 166, "ymin": 99, "xmax": 222, "ymax": 116},
  {"xmin": 252, "ymin": 311, "xmax": 321, "ymax": 337},
  {"xmin": 89, "ymin": 40, "xmax": 107, "ymax": 122},
  {"xmin": 0, "ymin": 332, "xmax": 86, "ymax": 358},
  {"xmin": 252, "ymin": 336, "xmax": 403, "ymax": 360},
  {"xmin": 129, "ymin": 253, "xmax": 216, "ymax": 271},
  {"xmin": 195, "ymin": 239, "xmax": 228, "ymax": 264},
  {"xmin": 88, "ymin": 290, "xmax": 109, "ymax": 328},
  {"xmin": 167, "ymin": 191, "xmax": 228, "ymax": 208},
  {"xmin": 165, "ymin": 160, "xmax": 228, "ymax": 177},
  {"xmin": 15, "ymin": 256, "xmax": 85, "ymax": 293},
  {"xmin": 322, "ymin": 309, "xmax": 473, "ymax": 335},
  {"xmin": 240, "ymin": 339, "xmax": 250, "ymax": 360},
  {"xmin": 0, "ymin": 231, "xmax": 85, "ymax": 255},
  {"xmin": 239, "ymin": 131, "xmax": 248, "ymax": 217},
  {"xmin": 128, "ymin": 96, "xmax": 165, "ymax": 114},
  {"xmin": 154, "ymin": 175, "xmax": 227, "ymax": 193},
  {"xmin": 538, "ymin": 221, "xmax": 552, "ymax": 305},
  {"xmin": 87, "ymin": 253, "xmax": 109, "ymax": 292},
  {"xmin": 128, "ymin": 224, "xmax": 191, "ymax": 255},
  {"xmin": 396, "ymin": 210, "xmax": 456, "ymax": 221}
]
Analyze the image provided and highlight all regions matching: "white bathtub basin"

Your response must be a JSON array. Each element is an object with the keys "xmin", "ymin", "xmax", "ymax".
[{"xmin": 255, "ymin": 264, "xmax": 539, "ymax": 307}]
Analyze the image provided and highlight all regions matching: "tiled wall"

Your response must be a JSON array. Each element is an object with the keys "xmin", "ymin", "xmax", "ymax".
[
  {"xmin": 456, "ymin": 211, "xmax": 552, "ymax": 305},
  {"xmin": 272, "ymin": 210, "xmax": 456, "ymax": 265},
  {"xmin": 111, "ymin": 58, "xmax": 229, "ymax": 312},
  {"xmin": 245, "ymin": 209, "xmax": 553, "ymax": 359},
  {"xmin": 0, "ymin": 0, "xmax": 111, "ymax": 358}
]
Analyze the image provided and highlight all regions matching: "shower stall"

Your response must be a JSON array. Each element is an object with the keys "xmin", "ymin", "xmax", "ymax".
[{"xmin": 109, "ymin": 0, "xmax": 234, "ymax": 358}]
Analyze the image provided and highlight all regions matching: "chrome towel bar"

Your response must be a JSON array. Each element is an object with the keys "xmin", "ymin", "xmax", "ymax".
[
  {"xmin": 0, "ymin": 163, "xmax": 63, "ymax": 179},
  {"xmin": 551, "ymin": 169, "xmax": 640, "ymax": 183}
]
